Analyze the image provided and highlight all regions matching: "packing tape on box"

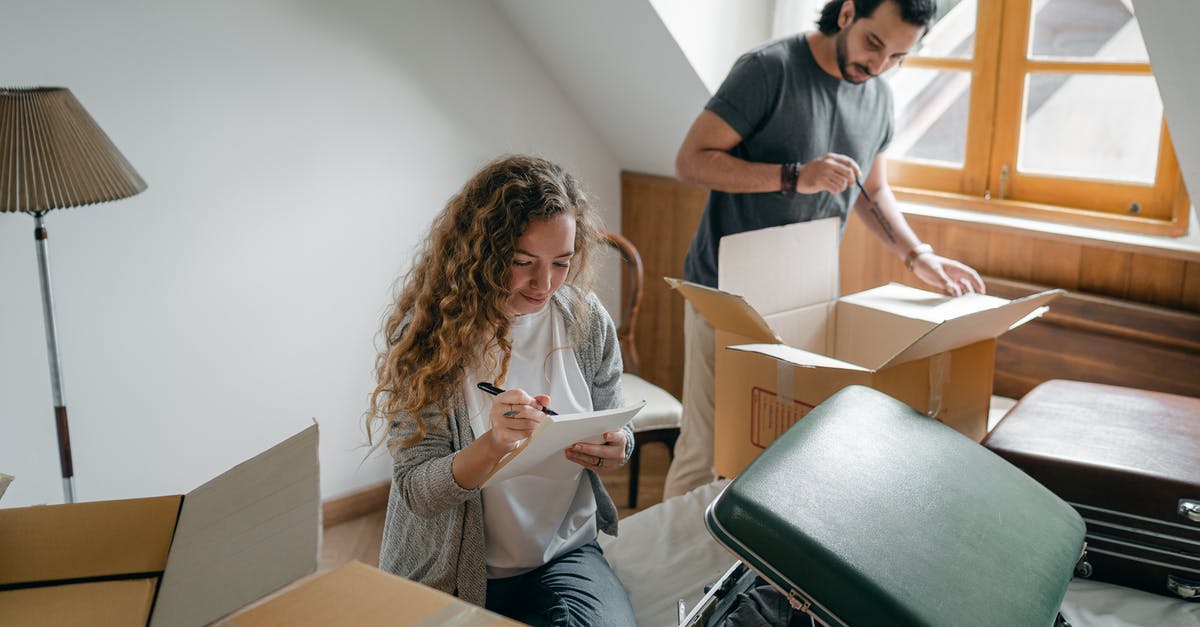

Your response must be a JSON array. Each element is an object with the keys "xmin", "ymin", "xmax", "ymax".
[
  {"xmin": 776, "ymin": 361, "xmax": 795, "ymax": 405},
  {"xmin": 928, "ymin": 352, "xmax": 950, "ymax": 419}
]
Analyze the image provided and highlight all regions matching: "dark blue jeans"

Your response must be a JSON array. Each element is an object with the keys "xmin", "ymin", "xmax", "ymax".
[{"xmin": 484, "ymin": 541, "xmax": 635, "ymax": 626}]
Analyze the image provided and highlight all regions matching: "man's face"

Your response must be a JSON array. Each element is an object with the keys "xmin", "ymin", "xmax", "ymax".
[{"xmin": 835, "ymin": 0, "xmax": 925, "ymax": 84}]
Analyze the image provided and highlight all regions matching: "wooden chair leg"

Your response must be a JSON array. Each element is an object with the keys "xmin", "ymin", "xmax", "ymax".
[{"xmin": 627, "ymin": 442, "xmax": 642, "ymax": 509}]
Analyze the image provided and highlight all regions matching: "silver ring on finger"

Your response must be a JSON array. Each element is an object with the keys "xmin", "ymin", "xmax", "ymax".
[{"xmin": 595, "ymin": 456, "xmax": 602, "ymax": 468}]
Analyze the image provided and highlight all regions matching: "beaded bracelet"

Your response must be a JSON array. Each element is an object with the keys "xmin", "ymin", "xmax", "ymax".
[
  {"xmin": 780, "ymin": 161, "xmax": 801, "ymax": 195},
  {"xmin": 905, "ymin": 243, "xmax": 934, "ymax": 271}
]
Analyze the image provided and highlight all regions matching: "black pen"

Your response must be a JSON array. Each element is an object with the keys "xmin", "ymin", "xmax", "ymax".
[
  {"xmin": 476, "ymin": 382, "xmax": 558, "ymax": 415},
  {"xmin": 854, "ymin": 177, "xmax": 874, "ymax": 205}
]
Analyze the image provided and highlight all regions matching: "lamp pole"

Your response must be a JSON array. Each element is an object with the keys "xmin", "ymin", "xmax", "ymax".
[{"xmin": 33, "ymin": 211, "xmax": 76, "ymax": 503}]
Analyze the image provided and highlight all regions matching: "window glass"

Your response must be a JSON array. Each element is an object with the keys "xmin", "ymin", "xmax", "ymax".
[
  {"xmin": 1019, "ymin": 73, "xmax": 1162, "ymax": 183},
  {"xmin": 912, "ymin": 0, "xmax": 976, "ymax": 59},
  {"xmin": 1029, "ymin": 0, "xmax": 1148, "ymax": 62},
  {"xmin": 885, "ymin": 68, "xmax": 970, "ymax": 166}
]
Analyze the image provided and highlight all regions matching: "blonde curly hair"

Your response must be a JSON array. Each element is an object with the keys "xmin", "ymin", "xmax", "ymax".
[{"xmin": 366, "ymin": 155, "xmax": 601, "ymax": 451}]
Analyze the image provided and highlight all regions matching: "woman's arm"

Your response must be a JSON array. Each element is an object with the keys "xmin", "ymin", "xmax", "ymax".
[{"xmin": 388, "ymin": 406, "xmax": 472, "ymax": 518}]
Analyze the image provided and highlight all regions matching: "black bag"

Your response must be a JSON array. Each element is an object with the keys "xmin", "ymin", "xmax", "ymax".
[{"xmin": 689, "ymin": 562, "xmax": 808, "ymax": 627}]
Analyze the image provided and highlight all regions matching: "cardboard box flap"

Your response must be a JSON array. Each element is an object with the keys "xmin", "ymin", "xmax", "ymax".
[
  {"xmin": 149, "ymin": 423, "xmax": 321, "ymax": 627},
  {"xmin": 666, "ymin": 278, "xmax": 780, "ymax": 343},
  {"xmin": 729, "ymin": 343, "xmax": 871, "ymax": 373},
  {"xmin": 221, "ymin": 561, "xmax": 523, "ymax": 626},
  {"xmin": 880, "ymin": 290, "xmax": 1063, "ymax": 368},
  {"xmin": 0, "ymin": 495, "xmax": 180, "ymax": 586},
  {"xmin": 839, "ymin": 283, "xmax": 1012, "ymax": 323},
  {"xmin": 717, "ymin": 218, "xmax": 840, "ymax": 317}
]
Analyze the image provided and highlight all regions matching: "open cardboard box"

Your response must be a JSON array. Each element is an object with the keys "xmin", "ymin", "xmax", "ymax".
[
  {"xmin": 670, "ymin": 218, "xmax": 1062, "ymax": 477},
  {"xmin": 0, "ymin": 424, "xmax": 322, "ymax": 626},
  {"xmin": 219, "ymin": 560, "xmax": 523, "ymax": 626}
]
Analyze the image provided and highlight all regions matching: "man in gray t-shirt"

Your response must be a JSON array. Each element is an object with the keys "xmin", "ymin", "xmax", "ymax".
[{"xmin": 665, "ymin": 0, "xmax": 986, "ymax": 498}]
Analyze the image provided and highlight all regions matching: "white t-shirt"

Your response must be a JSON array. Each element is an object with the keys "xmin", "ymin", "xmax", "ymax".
[{"xmin": 463, "ymin": 304, "xmax": 598, "ymax": 579}]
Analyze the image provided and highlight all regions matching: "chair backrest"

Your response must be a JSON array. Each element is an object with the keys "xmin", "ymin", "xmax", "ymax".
[{"xmin": 600, "ymin": 230, "xmax": 644, "ymax": 376}]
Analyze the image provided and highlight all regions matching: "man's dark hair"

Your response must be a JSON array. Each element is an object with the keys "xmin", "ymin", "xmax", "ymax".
[{"xmin": 816, "ymin": 0, "xmax": 937, "ymax": 35}]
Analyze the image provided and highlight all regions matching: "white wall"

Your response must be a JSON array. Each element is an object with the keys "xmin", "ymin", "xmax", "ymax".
[
  {"xmin": 1135, "ymin": 0, "xmax": 1200, "ymax": 218},
  {"xmin": 0, "ymin": 0, "xmax": 621, "ymax": 508},
  {"xmin": 649, "ymin": 0, "xmax": 774, "ymax": 94}
]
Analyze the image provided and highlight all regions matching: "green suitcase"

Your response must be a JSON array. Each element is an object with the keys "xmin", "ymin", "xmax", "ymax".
[{"xmin": 702, "ymin": 385, "xmax": 1087, "ymax": 626}]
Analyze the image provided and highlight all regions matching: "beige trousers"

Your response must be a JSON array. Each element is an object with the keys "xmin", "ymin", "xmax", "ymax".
[{"xmin": 662, "ymin": 300, "xmax": 717, "ymax": 499}]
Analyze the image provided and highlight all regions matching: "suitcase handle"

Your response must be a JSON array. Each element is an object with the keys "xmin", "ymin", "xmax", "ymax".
[
  {"xmin": 1180, "ymin": 499, "xmax": 1200, "ymax": 523},
  {"xmin": 1166, "ymin": 575, "xmax": 1199, "ymax": 600}
]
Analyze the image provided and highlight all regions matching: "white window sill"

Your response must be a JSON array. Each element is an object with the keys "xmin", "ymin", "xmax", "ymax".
[{"xmin": 896, "ymin": 200, "xmax": 1200, "ymax": 262}]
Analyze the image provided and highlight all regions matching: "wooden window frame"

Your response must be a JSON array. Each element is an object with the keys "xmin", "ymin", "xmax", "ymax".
[{"xmin": 887, "ymin": 0, "xmax": 1190, "ymax": 236}]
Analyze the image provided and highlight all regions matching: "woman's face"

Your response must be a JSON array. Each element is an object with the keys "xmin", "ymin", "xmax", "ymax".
[{"xmin": 507, "ymin": 213, "xmax": 576, "ymax": 315}]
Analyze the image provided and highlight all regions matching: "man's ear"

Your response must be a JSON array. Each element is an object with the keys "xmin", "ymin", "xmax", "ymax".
[{"xmin": 838, "ymin": 0, "xmax": 856, "ymax": 30}]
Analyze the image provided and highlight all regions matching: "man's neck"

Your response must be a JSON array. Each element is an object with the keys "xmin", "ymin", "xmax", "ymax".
[{"xmin": 805, "ymin": 31, "xmax": 844, "ymax": 81}]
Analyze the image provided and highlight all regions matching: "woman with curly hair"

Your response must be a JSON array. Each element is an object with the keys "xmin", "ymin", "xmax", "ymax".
[{"xmin": 367, "ymin": 155, "xmax": 636, "ymax": 625}]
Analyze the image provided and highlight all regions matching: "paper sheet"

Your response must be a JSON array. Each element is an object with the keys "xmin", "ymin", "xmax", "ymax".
[{"xmin": 483, "ymin": 402, "xmax": 644, "ymax": 487}]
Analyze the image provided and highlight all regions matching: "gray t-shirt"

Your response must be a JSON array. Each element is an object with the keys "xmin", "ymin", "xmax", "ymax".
[{"xmin": 684, "ymin": 34, "xmax": 894, "ymax": 288}]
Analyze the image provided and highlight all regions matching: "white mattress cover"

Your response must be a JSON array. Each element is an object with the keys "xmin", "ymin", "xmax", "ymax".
[{"xmin": 600, "ymin": 481, "xmax": 1200, "ymax": 627}]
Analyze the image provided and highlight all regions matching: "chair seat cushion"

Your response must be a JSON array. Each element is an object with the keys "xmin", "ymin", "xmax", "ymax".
[{"xmin": 622, "ymin": 374, "xmax": 683, "ymax": 432}]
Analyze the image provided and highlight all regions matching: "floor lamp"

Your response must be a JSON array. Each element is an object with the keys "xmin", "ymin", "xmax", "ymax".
[{"xmin": 1, "ymin": 87, "xmax": 146, "ymax": 503}]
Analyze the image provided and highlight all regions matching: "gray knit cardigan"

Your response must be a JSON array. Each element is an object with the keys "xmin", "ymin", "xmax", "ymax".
[{"xmin": 377, "ymin": 288, "xmax": 633, "ymax": 606}]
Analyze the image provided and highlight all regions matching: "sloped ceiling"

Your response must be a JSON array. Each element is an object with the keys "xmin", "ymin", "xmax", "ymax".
[
  {"xmin": 495, "ymin": 0, "xmax": 710, "ymax": 177},
  {"xmin": 1135, "ymin": 0, "xmax": 1200, "ymax": 209}
]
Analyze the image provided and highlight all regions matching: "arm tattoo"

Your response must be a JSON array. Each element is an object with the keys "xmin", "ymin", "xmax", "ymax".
[{"xmin": 866, "ymin": 201, "xmax": 897, "ymax": 244}]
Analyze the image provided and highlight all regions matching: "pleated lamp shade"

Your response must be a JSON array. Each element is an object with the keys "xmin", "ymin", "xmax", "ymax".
[{"xmin": 0, "ymin": 87, "xmax": 146, "ymax": 213}]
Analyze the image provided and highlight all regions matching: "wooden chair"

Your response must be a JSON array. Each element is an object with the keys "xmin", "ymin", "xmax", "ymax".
[{"xmin": 601, "ymin": 231, "xmax": 683, "ymax": 509}]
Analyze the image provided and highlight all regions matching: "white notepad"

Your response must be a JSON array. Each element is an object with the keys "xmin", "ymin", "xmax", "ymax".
[{"xmin": 483, "ymin": 402, "xmax": 645, "ymax": 487}]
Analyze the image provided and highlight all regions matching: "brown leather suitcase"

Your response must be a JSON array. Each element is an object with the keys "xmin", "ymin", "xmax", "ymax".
[{"xmin": 983, "ymin": 379, "xmax": 1200, "ymax": 600}]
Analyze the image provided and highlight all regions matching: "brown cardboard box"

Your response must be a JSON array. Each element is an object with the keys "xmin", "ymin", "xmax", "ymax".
[
  {"xmin": 220, "ymin": 561, "xmax": 523, "ymax": 626},
  {"xmin": 0, "ymin": 424, "xmax": 321, "ymax": 627},
  {"xmin": 670, "ymin": 218, "xmax": 1061, "ymax": 477}
]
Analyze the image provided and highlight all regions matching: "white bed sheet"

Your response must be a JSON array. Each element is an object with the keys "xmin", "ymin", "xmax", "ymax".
[{"xmin": 600, "ymin": 481, "xmax": 1200, "ymax": 627}]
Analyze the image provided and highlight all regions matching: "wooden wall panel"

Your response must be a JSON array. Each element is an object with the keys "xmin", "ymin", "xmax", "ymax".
[
  {"xmin": 1029, "ymin": 239, "xmax": 1082, "ymax": 289},
  {"xmin": 1078, "ymin": 247, "xmax": 1132, "ymax": 299},
  {"xmin": 1127, "ymin": 255, "xmax": 1186, "ymax": 309},
  {"xmin": 939, "ymin": 222, "xmax": 991, "ymax": 271},
  {"xmin": 1187, "ymin": 262, "xmax": 1200, "ymax": 311},
  {"xmin": 986, "ymin": 231, "xmax": 1034, "ymax": 282},
  {"xmin": 620, "ymin": 171, "xmax": 1200, "ymax": 404},
  {"xmin": 620, "ymin": 172, "xmax": 705, "ymax": 399},
  {"xmin": 988, "ymin": 278, "xmax": 1200, "ymax": 399}
]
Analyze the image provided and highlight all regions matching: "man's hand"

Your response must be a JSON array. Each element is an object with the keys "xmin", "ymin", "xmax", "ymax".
[
  {"xmin": 911, "ymin": 253, "xmax": 986, "ymax": 297},
  {"xmin": 796, "ymin": 153, "xmax": 862, "ymax": 194}
]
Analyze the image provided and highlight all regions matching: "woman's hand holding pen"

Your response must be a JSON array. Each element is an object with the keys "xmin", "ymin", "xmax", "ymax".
[
  {"xmin": 486, "ymin": 388, "xmax": 551, "ymax": 454},
  {"xmin": 566, "ymin": 430, "xmax": 628, "ymax": 473}
]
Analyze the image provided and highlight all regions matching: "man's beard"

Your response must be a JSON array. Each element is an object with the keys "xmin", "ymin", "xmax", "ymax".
[{"xmin": 835, "ymin": 29, "xmax": 873, "ymax": 84}]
